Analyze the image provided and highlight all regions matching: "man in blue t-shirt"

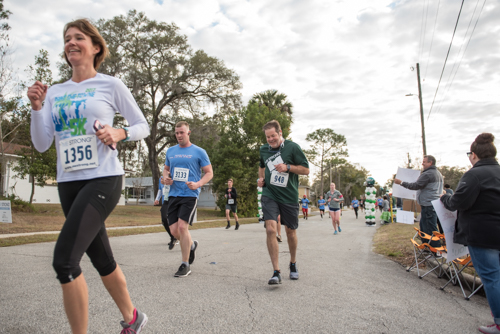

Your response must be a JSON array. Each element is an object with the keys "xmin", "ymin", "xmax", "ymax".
[
  {"xmin": 163, "ymin": 121, "xmax": 213, "ymax": 278},
  {"xmin": 318, "ymin": 195, "xmax": 326, "ymax": 219},
  {"xmin": 351, "ymin": 197, "xmax": 359, "ymax": 219},
  {"xmin": 300, "ymin": 195, "xmax": 310, "ymax": 220}
]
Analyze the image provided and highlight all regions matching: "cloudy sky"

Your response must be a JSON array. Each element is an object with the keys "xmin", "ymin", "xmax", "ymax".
[{"xmin": 6, "ymin": 0, "xmax": 500, "ymax": 186}]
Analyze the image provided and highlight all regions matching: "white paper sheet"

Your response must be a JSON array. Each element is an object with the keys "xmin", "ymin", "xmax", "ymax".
[
  {"xmin": 431, "ymin": 199, "xmax": 468, "ymax": 263},
  {"xmin": 396, "ymin": 210, "xmax": 415, "ymax": 224},
  {"xmin": 392, "ymin": 167, "xmax": 420, "ymax": 200}
]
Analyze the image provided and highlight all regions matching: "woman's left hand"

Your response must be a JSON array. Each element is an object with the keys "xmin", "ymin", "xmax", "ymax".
[{"xmin": 96, "ymin": 125, "xmax": 126, "ymax": 145}]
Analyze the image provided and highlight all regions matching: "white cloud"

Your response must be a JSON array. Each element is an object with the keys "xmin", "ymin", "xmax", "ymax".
[{"xmin": 6, "ymin": 0, "xmax": 500, "ymax": 187}]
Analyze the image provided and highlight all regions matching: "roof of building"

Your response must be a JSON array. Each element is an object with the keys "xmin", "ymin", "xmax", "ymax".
[
  {"xmin": 1, "ymin": 142, "xmax": 30, "ymax": 155},
  {"xmin": 125, "ymin": 177, "xmax": 154, "ymax": 187}
]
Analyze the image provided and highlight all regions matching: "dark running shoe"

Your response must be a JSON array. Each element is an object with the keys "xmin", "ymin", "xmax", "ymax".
[
  {"xmin": 268, "ymin": 270, "xmax": 282, "ymax": 285},
  {"xmin": 189, "ymin": 240, "xmax": 198, "ymax": 264},
  {"xmin": 174, "ymin": 263, "xmax": 191, "ymax": 277},
  {"xmin": 289, "ymin": 262, "xmax": 299, "ymax": 280},
  {"xmin": 120, "ymin": 308, "xmax": 148, "ymax": 334},
  {"xmin": 235, "ymin": 222, "xmax": 239, "ymax": 230},
  {"xmin": 225, "ymin": 223, "xmax": 231, "ymax": 229},
  {"xmin": 168, "ymin": 239, "xmax": 177, "ymax": 250}
]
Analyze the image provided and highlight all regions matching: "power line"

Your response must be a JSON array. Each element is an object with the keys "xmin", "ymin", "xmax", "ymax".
[
  {"xmin": 434, "ymin": 0, "xmax": 485, "ymax": 117},
  {"xmin": 423, "ymin": 0, "xmax": 441, "ymax": 81},
  {"xmin": 427, "ymin": 0, "xmax": 465, "ymax": 121},
  {"xmin": 418, "ymin": 0, "xmax": 428, "ymax": 62}
]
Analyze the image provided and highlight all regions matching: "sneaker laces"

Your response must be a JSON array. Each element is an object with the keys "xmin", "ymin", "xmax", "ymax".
[
  {"xmin": 290, "ymin": 263, "xmax": 297, "ymax": 272},
  {"xmin": 120, "ymin": 321, "xmax": 137, "ymax": 334}
]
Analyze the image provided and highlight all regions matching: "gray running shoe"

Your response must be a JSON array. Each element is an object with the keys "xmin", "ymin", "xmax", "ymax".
[
  {"xmin": 268, "ymin": 270, "xmax": 282, "ymax": 285},
  {"xmin": 120, "ymin": 309, "xmax": 148, "ymax": 334},
  {"xmin": 479, "ymin": 324, "xmax": 500, "ymax": 334},
  {"xmin": 189, "ymin": 240, "xmax": 198, "ymax": 264},
  {"xmin": 174, "ymin": 263, "xmax": 191, "ymax": 277},
  {"xmin": 289, "ymin": 262, "xmax": 299, "ymax": 280},
  {"xmin": 277, "ymin": 235, "xmax": 282, "ymax": 243},
  {"xmin": 168, "ymin": 239, "xmax": 177, "ymax": 250}
]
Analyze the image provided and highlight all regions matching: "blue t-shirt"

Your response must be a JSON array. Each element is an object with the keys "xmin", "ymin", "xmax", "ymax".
[
  {"xmin": 318, "ymin": 199, "xmax": 326, "ymax": 210},
  {"xmin": 301, "ymin": 198, "xmax": 310, "ymax": 209},
  {"xmin": 351, "ymin": 199, "xmax": 359, "ymax": 208},
  {"xmin": 377, "ymin": 198, "xmax": 383, "ymax": 206},
  {"xmin": 165, "ymin": 144, "xmax": 211, "ymax": 198}
]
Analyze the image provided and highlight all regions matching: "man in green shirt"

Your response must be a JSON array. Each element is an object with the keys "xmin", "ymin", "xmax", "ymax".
[{"xmin": 258, "ymin": 120, "xmax": 309, "ymax": 285}]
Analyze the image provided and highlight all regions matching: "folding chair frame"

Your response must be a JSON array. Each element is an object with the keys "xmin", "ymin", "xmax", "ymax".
[
  {"xmin": 407, "ymin": 228, "xmax": 448, "ymax": 279},
  {"xmin": 440, "ymin": 255, "xmax": 484, "ymax": 300}
]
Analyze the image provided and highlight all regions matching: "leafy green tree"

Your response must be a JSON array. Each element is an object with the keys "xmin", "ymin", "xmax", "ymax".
[
  {"xmin": 337, "ymin": 162, "xmax": 369, "ymax": 204},
  {"xmin": 208, "ymin": 101, "xmax": 292, "ymax": 217},
  {"xmin": 87, "ymin": 11, "xmax": 242, "ymax": 194},
  {"xmin": 438, "ymin": 165, "xmax": 467, "ymax": 191},
  {"xmin": 12, "ymin": 49, "xmax": 57, "ymax": 203},
  {"xmin": 250, "ymin": 89, "xmax": 293, "ymax": 118},
  {"xmin": 304, "ymin": 128, "xmax": 348, "ymax": 196}
]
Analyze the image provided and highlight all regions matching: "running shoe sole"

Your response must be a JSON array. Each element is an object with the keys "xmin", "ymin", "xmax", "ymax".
[{"xmin": 189, "ymin": 240, "xmax": 198, "ymax": 264}]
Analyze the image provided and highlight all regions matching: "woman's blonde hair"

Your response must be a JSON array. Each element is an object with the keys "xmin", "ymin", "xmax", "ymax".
[{"xmin": 63, "ymin": 19, "xmax": 109, "ymax": 70}]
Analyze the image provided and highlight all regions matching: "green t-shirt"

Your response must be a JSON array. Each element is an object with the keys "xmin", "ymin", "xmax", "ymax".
[{"xmin": 259, "ymin": 139, "xmax": 309, "ymax": 204}]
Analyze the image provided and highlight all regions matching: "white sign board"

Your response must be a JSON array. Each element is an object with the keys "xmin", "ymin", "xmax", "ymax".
[
  {"xmin": 396, "ymin": 210, "xmax": 415, "ymax": 224},
  {"xmin": 431, "ymin": 199, "xmax": 468, "ymax": 263},
  {"xmin": 392, "ymin": 167, "xmax": 420, "ymax": 200},
  {"xmin": 0, "ymin": 200, "xmax": 12, "ymax": 223}
]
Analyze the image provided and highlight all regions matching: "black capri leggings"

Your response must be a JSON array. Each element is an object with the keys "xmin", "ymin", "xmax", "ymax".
[{"xmin": 53, "ymin": 176, "xmax": 122, "ymax": 284}]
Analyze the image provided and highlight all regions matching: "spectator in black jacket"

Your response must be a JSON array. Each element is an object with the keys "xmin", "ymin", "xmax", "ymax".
[{"xmin": 440, "ymin": 133, "xmax": 500, "ymax": 334}]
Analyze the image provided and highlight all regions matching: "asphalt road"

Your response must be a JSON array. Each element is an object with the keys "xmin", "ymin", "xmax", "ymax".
[{"xmin": 0, "ymin": 209, "xmax": 492, "ymax": 333}]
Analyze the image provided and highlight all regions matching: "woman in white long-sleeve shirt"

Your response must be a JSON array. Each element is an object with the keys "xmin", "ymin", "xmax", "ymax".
[{"xmin": 27, "ymin": 19, "xmax": 149, "ymax": 334}]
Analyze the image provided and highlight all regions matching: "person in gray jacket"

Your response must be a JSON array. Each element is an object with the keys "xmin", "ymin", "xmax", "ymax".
[{"xmin": 394, "ymin": 155, "xmax": 443, "ymax": 247}]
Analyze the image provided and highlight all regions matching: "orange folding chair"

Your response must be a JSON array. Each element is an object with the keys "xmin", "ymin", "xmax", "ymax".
[
  {"xmin": 440, "ymin": 255, "xmax": 484, "ymax": 300},
  {"xmin": 407, "ymin": 228, "xmax": 448, "ymax": 279}
]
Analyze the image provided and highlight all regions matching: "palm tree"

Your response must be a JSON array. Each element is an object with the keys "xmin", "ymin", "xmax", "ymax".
[{"xmin": 250, "ymin": 89, "xmax": 293, "ymax": 118}]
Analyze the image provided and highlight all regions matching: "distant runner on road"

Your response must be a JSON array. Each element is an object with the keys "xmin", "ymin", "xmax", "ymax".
[
  {"xmin": 318, "ymin": 196, "xmax": 326, "ymax": 219},
  {"xmin": 225, "ymin": 178, "xmax": 239, "ymax": 230}
]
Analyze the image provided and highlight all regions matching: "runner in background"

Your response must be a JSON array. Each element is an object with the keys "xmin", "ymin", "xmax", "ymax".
[
  {"xmin": 300, "ymin": 194, "xmax": 310, "ymax": 220},
  {"xmin": 154, "ymin": 176, "xmax": 178, "ymax": 249},
  {"xmin": 224, "ymin": 178, "xmax": 239, "ymax": 230},
  {"xmin": 318, "ymin": 196, "xmax": 326, "ymax": 219},
  {"xmin": 351, "ymin": 196, "xmax": 359, "ymax": 219}
]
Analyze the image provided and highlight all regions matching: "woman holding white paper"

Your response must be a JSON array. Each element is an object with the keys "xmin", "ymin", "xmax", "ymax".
[{"xmin": 440, "ymin": 133, "xmax": 500, "ymax": 334}]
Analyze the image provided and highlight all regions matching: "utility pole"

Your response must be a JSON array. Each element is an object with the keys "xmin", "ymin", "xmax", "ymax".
[{"xmin": 416, "ymin": 63, "xmax": 427, "ymax": 155}]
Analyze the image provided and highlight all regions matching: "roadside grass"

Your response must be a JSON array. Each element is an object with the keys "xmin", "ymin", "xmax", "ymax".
[
  {"xmin": 372, "ymin": 222, "xmax": 417, "ymax": 269},
  {"xmin": 0, "ymin": 204, "xmax": 256, "ymax": 247},
  {"xmin": 0, "ymin": 204, "xmax": 226, "ymax": 234},
  {"xmin": 0, "ymin": 215, "xmax": 259, "ymax": 247}
]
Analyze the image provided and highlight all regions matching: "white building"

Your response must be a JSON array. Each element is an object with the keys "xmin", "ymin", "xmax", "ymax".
[{"xmin": 1, "ymin": 142, "xmax": 126, "ymax": 205}]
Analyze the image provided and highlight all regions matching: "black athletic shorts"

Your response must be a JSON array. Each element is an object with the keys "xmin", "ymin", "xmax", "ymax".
[
  {"xmin": 225, "ymin": 204, "xmax": 237, "ymax": 213},
  {"xmin": 167, "ymin": 196, "xmax": 197, "ymax": 226},
  {"xmin": 261, "ymin": 195, "xmax": 299, "ymax": 230}
]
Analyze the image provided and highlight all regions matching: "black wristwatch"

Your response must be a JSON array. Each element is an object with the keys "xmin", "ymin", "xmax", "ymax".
[{"xmin": 286, "ymin": 164, "xmax": 291, "ymax": 172}]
